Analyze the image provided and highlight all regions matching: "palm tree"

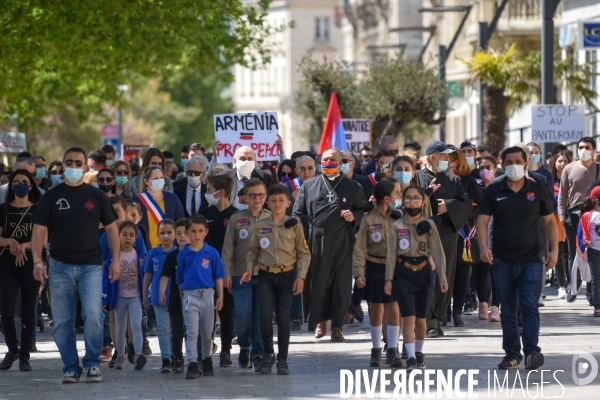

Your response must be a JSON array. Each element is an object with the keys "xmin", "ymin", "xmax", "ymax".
[{"xmin": 461, "ymin": 44, "xmax": 599, "ymax": 154}]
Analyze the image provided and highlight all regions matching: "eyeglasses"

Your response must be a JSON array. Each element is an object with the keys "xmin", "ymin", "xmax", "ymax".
[
  {"xmin": 298, "ymin": 167, "xmax": 315, "ymax": 172},
  {"xmin": 479, "ymin": 165, "xmax": 494, "ymax": 171},
  {"xmin": 247, "ymin": 193, "xmax": 267, "ymax": 200},
  {"xmin": 64, "ymin": 159, "xmax": 84, "ymax": 167},
  {"xmin": 115, "ymin": 169, "xmax": 128, "ymax": 176},
  {"xmin": 49, "ymin": 170, "xmax": 64, "ymax": 175},
  {"xmin": 12, "ymin": 180, "xmax": 30, "ymax": 187},
  {"xmin": 150, "ymin": 161, "xmax": 163, "ymax": 167},
  {"xmin": 342, "ymin": 159, "xmax": 353, "ymax": 164},
  {"xmin": 362, "ymin": 154, "xmax": 373, "ymax": 160},
  {"xmin": 98, "ymin": 177, "xmax": 114, "ymax": 184},
  {"xmin": 578, "ymin": 145, "xmax": 593, "ymax": 151},
  {"xmin": 403, "ymin": 197, "xmax": 423, "ymax": 203},
  {"xmin": 186, "ymin": 170, "xmax": 204, "ymax": 177}
]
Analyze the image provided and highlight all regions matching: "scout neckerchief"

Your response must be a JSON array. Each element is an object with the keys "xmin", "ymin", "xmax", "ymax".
[
  {"xmin": 290, "ymin": 177, "xmax": 302, "ymax": 191},
  {"xmin": 459, "ymin": 225, "xmax": 476, "ymax": 262},
  {"xmin": 138, "ymin": 192, "xmax": 165, "ymax": 225}
]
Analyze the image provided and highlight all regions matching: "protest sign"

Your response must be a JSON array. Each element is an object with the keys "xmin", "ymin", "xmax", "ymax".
[
  {"xmin": 213, "ymin": 112, "xmax": 280, "ymax": 163},
  {"xmin": 342, "ymin": 119, "xmax": 371, "ymax": 153},
  {"xmin": 0, "ymin": 132, "xmax": 26, "ymax": 153},
  {"xmin": 122, "ymin": 145, "xmax": 146, "ymax": 163},
  {"xmin": 531, "ymin": 105, "xmax": 585, "ymax": 143}
]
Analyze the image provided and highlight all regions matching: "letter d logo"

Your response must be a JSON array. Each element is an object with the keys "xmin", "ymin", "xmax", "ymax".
[{"xmin": 572, "ymin": 352, "xmax": 598, "ymax": 385}]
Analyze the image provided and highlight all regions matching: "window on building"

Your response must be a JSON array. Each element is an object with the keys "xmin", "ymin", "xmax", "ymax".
[{"xmin": 316, "ymin": 17, "xmax": 330, "ymax": 41}]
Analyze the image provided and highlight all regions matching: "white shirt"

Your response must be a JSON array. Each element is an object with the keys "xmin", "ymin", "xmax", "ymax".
[
  {"xmin": 590, "ymin": 211, "xmax": 600, "ymax": 251},
  {"xmin": 186, "ymin": 184, "xmax": 202, "ymax": 216}
]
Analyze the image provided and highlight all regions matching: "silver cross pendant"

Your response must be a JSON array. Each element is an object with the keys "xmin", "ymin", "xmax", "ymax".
[{"xmin": 326, "ymin": 192, "xmax": 334, "ymax": 203}]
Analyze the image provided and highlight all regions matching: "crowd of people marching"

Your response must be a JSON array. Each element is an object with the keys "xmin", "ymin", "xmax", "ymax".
[{"xmin": 0, "ymin": 134, "xmax": 597, "ymax": 382}]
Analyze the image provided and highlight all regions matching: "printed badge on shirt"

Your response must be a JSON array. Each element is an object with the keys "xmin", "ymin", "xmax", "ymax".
[{"xmin": 202, "ymin": 259, "xmax": 210, "ymax": 269}]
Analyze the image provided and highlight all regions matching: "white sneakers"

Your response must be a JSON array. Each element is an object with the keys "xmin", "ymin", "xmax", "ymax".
[{"xmin": 557, "ymin": 287, "xmax": 567, "ymax": 299}]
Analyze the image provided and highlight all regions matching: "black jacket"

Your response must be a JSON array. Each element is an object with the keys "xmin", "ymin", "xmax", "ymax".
[
  {"xmin": 174, "ymin": 182, "xmax": 208, "ymax": 217},
  {"xmin": 216, "ymin": 168, "xmax": 274, "ymax": 205}
]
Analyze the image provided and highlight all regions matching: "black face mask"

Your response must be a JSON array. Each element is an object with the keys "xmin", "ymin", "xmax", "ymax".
[
  {"xmin": 99, "ymin": 184, "xmax": 114, "ymax": 193},
  {"xmin": 170, "ymin": 172, "xmax": 178, "ymax": 181},
  {"xmin": 404, "ymin": 207, "xmax": 422, "ymax": 217}
]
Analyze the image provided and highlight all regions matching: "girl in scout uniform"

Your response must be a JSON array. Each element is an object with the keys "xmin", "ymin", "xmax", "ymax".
[
  {"xmin": 353, "ymin": 178, "xmax": 403, "ymax": 368},
  {"xmin": 384, "ymin": 185, "xmax": 447, "ymax": 372}
]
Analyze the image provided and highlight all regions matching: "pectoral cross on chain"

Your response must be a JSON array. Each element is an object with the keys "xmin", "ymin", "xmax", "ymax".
[{"xmin": 326, "ymin": 192, "xmax": 335, "ymax": 203}]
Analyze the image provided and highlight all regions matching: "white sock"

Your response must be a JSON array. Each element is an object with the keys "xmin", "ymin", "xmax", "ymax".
[
  {"xmin": 405, "ymin": 342, "xmax": 416, "ymax": 359},
  {"xmin": 387, "ymin": 325, "xmax": 400, "ymax": 349},
  {"xmin": 370, "ymin": 325, "xmax": 382, "ymax": 348},
  {"xmin": 415, "ymin": 339, "xmax": 424, "ymax": 353}
]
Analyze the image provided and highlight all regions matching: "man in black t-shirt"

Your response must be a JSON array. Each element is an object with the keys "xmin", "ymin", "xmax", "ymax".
[
  {"xmin": 477, "ymin": 146, "xmax": 557, "ymax": 372},
  {"xmin": 32, "ymin": 147, "xmax": 120, "ymax": 384}
]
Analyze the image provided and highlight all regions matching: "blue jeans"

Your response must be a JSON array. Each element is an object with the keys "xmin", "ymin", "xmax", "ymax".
[
  {"xmin": 492, "ymin": 259, "xmax": 543, "ymax": 361},
  {"xmin": 49, "ymin": 259, "xmax": 104, "ymax": 375},
  {"xmin": 153, "ymin": 305, "xmax": 172, "ymax": 359},
  {"xmin": 232, "ymin": 276, "xmax": 264, "ymax": 358}
]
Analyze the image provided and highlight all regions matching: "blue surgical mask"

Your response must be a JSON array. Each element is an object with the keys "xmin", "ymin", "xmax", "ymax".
[
  {"xmin": 13, "ymin": 183, "xmax": 30, "ymax": 199},
  {"xmin": 181, "ymin": 159, "xmax": 189, "ymax": 168},
  {"xmin": 466, "ymin": 156, "xmax": 475, "ymax": 166},
  {"xmin": 51, "ymin": 175, "xmax": 63, "ymax": 186},
  {"xmin": 238, "ymin": 204, "xmax": 249, "ymax": 210},
  {"xmin": 341, "ymin": 163, "xmax": 351, "ymax": 175},
  {"xmin": 35, "ymin": 167, "xmax": 46, "ymax": 180},
  {"xmin": 394, "ymin": 171, "xmax": 412, "ymax": 186},
  {"xmin": 390, "ymin": 199, "xmax": 402, "ymax": 209},
  {"xmin": 437, "ymin": 160, "xmax": 449, "ymax": 172},
  {"xmin": 64, "ymin": 168, "xmax": 84, "ymax": 183},
  {"xmin": 530, "ymin": 154, "xmax": 541, "ymax": 165},
  {"xmin": 106, "ymin": 160, "xmax": 114, "ymax": 167},
  {"xmin": 362, "ymin": 161, "xmax": 369, "ymax": 167}
]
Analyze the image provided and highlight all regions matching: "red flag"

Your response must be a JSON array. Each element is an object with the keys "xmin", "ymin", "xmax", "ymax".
[{"xmin": 317, "ymin": 90, "xmax": 347, "ymax": 154}]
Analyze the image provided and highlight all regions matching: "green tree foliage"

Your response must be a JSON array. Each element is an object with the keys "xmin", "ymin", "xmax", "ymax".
[
  {"xmin": 294, "ymin": 54, "xmax": 448, "ymax": 145},
  {"xmin": 0, "ymin": 0, "xmax": 275, "ymax": 124}
]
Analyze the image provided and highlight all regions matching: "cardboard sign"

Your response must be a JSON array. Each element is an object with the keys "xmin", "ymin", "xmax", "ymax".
[
  {"xmin": 122, "ymin": 145, "xmax": 146, "ymax": 163},
  {"xmin": 342, "ymin": 119, "xmax": 371, "ymax": 153},
  {"xmin": 213, "ymin": 112, "xmax": 280, "ymax": 163},
  {"xmin": 531, "ymin": 105, "xmax": 585, "ymax": 143},
  {"xmin": 0, "ymin": 132, "xmax": 27, "ymax": 153}
]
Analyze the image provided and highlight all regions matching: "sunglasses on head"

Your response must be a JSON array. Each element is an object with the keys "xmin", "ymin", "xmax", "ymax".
[
  {"xmin": 186, "ymin": 170, "xmax": 204, "ymax": 177},
  {"xmin": 64, "ymin": 160, "xmax": 84, "ymax": 167}
]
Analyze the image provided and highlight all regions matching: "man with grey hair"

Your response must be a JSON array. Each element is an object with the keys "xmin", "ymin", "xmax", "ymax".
[
  {"xmin": 362, "ymin": 135, "xmax": 399, "ymax": 176},
  {"xmin": 174, "ymin": 155, "xmax": 208, "ymax": 217},
  {"xmin": 0, "ymin": 158, "xmax": 41, "ymax": 205}
]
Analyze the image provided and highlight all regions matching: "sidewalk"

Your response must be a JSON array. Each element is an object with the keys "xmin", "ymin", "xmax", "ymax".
[{"xmin": 1, "ymin": 287, "xmax": 599, "ymax": 399}]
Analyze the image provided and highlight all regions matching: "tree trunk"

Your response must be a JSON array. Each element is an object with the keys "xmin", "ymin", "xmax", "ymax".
[{"xmin": 483, "ymin": 86, "xmax": 510, "ymax": 155}]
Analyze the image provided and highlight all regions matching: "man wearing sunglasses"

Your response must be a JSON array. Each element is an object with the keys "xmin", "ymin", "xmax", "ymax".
[
  {"xmin": 174, "ymin": 156, "xmax": 208, "ymax": 217},
  {"xmin": 31, "ymin": 147, "xmax": 120, "ymax": 384},
  {"xmin": 0, "ymin": 158, "xmax": 41, "ymax": 205}
]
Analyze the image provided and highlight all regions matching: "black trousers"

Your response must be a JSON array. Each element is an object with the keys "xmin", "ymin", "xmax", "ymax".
[
  {"xmin": 452, "ymin": 263, "xmax": 472, "ymax": 313},
  {"xmin": 258, "ymin": 270, "xmax": 293, "ymax": 361},
  {"xmin": 347, "ymin": 281, "xmax": 363, "ymax": 313},
  {"xmin": 218, "ymin": 290, "xmax": 234, "ymax": 354},
  {"xmin": 0, "ymin": 266, "xmax": 40, "ymax": 361},
  {"xmin": 564, "ymin": 219, "xmax": 582, "ymax": 287},
  {"xmin": 169, "ymin": 310, "xmax": 185, "ymax": 359},
  {"xmin": 555, "ymin": 241, "xmax": 569, "ymax": 288}
]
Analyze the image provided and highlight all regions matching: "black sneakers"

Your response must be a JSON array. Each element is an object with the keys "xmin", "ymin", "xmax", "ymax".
[
  {"xmin": 238, "ymin": 349, "xmax": 251, "ymax": 369},
  {"xmin": 86, "ymin": 367, "xmax": 102, "ymax": 382},
  {"xmin": 277, "ymin": 358, "xmax": 290, "ymax": 375},
  {"xmin": 416, "ymin": 352, "xmax": 426, "ymax": 369},
  {"xmin": 61, "ymin": 371, "xmax": 79, "ymax": 384},
  {"xmin": 126, "ymin": 343, "xmax": 135, "ymax": 364},
  {"xmin": 370, "ymin": 348, "xmax": 382, "ymax": 367},
  {"xmin": 220, "ymin": 351, "xmax": 233, "ymax": 367},
  {"xmin": 161, "ymin": 357, "xmax": 172, "ymax": 373},
  {"xmin": 202, "ymin": 357, "xmax": 214, "ymax": 376},
  {"xmin": 386, "ymin": 347, "xmax": 403, "ymax": 368},
  {"xmin": 134, "ymin": 353, "xmax": 147, "ymax": 370},
  {"xmin": 0, "ymin": 352, "xmax": 18, "ymax": 371},
  {"xmin": 259, "ymin": 353, "xmax": 276, "ymax": 374},
  {"xmin": 173, "ymin": 358, "xmax": 184, "ymax": 374},
  {"xmin": 525, "ymin": 353, "xmax": 544, "ymax": 370},
  {"xmin": 252, "ymin": 355, "xmax": 262, "ymax": 372},
  {"xmin": 19, "ymin": 360, "xmax": 32, "ymax": 371},
  {"xmin": 142, "ymin": 338, "xmax": 152, "ymax": 356},
  {"xmin": 498, "ymin": 355, "xmax": 520, "ymax": 369},
  {"xmin": 186, "ymin": 362, "xmax": 200, "ymax": 379},
  {"xmin": 406, "ymin": 357, "xmax": 417, "ymax": 372}
]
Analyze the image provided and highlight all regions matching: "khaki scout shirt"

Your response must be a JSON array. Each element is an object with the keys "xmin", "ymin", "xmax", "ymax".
[
  {"xmin": 385, "ymin": 215, "xmax": 446, "ymax": 283},
  {"xmin": 352, "ymin": 207, "xmax": 395, "ymax": 278},
  {"xmin": 246, "ymin": 215, "xmax": 311, "ymax": 279},
  {"xmin": 222, "ymin": 208, "xmax": 271, "ymax": 277}
]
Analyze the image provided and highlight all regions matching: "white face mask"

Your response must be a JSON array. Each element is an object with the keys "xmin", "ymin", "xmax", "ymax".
[
  {"xmin": 149, "ymin": 178, "xmax": 165, "ymax": 191},
  {"xmin": 579, "ymin": 149, "xmax": 593, "ymax": 162},
  {"xmin": 204, "ymin": 191, "xmax": 220, "ymax": 206},
  {"xmin": 187, "ymin": 175, "xmax": 201, "ymax": 188},
  {"xmin": 236, "ymin": 160, "xmax": 255, "ymax": 177},
  {"xmin": 505, "ymin": 164, "xmax": 525, "ymax": 182}
]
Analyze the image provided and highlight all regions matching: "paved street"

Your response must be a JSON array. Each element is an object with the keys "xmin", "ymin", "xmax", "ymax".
[{"xmin": 2, "ymin": 286, "xmax": 600, "ymax": 399}]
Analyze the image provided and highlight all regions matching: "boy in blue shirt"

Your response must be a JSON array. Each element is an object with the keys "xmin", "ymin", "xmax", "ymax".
[{"xmin": 176, "ymin": 215, "xmax": 224, "ymax": 379}]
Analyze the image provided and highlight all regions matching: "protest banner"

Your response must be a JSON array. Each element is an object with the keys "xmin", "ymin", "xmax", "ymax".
[
  {"xmin": 213, "ymin": 112, "xmax": 280, "ymax": 163},
  {"xmin": 0, "ymin": 132, "xmax": 26, "ymax": 153},
  {"xmin": 531, "ymin": 105, "xmax": 586, "ymax": 143},
  {"xmin": 122, "ymin": 145, "xmax": 146, "ymax": 163},
  {"xmin": 342, "ymin": 119, "xmax": 371, "ymax": 153}
]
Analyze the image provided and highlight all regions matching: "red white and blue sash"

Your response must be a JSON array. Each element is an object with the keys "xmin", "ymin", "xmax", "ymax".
[
  {"xmin": 367, "ymin": 172, "xmax": 377, "ymax": 186},
  {"xmin": 289, "ymin": 177, "xmax": 302, "ymax": 191},
  {"xmin": 138, "ymin": 192, "xmax": 165, "ymax": 225}
]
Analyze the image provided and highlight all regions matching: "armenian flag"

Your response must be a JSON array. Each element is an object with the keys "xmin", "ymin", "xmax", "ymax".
[{"xmin": 317, "ymin": 89, "xmax": 348, "ymax": 154}]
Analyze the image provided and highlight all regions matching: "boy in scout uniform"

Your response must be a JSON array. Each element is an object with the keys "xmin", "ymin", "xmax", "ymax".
[
  {"xmin": 242, "ymin": 184, "xmax": 311, "ymax": 375},
  {"xmin": 384, "ymin": 185, "xmax": 447, "ymax": 372},
  {"xmin": 352, "ymin": 178, "xmax": 403, "ymax": 368},
  {"xmin": 221, "ymin": 178, "xmax": 271, "ymax": 371}
]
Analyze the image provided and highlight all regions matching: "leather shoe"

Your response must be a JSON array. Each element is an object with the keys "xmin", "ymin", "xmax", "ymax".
[
  {"xmin": 315, "ymin": 320, "xmax": 329, "ymax": 338},
  {"xmin": 330, "ymin": 327, "xmax": 345, "ymax": 342}
]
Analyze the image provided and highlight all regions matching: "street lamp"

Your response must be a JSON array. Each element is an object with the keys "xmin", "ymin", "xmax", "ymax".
[{"xmin": 388, "ymin": 26, "xmax": 437, "ymax": 63}]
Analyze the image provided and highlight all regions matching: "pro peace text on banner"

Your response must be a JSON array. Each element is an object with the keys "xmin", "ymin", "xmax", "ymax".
[
  {"xmin": 343, "ymin": 119, "xmax": 371, "ymax": 153},
  {"xmin": 214, "ymin": 112, "xmax": 280, "ymax": 163},
  {"xmin": 531, "ymin": 105, "xmax": 585, "ymax": 143}
]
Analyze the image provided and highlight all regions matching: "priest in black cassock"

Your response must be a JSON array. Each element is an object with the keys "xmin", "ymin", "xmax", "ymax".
[
  {"xmin": 416, "ymin": 141, "xmax": 472, "ymax": 338},
  {"xmin": 293, "ymin": 149, "xmax": 366, "ymax": 342}
]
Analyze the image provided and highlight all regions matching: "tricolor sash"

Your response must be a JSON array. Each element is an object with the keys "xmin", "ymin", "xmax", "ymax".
[
  {"xmin": 138, "ymin": 192, "xmax": 166, "ymax": 225},
  {"xmin": 367, "ymin": 172, "xmax": 377, "ymax": 186},
  {"xmin": 290, "ymin": 177, "xmax": 302, "ymax": 191}
]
